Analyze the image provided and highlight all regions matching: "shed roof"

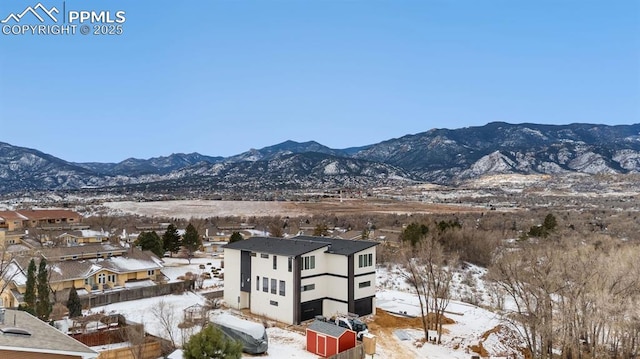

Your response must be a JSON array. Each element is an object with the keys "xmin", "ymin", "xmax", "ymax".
[{"xmin": 308, "ymin": 320, "xmax": 351, "ymax": 338}]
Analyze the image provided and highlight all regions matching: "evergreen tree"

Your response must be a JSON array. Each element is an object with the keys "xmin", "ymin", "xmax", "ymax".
[
  {"xmin": 36, "ymin": 258, "xmax": 51, "ymax": 321},
  {"xmin": 22, "ymin": 259, "xmax": 37, "ymax": 315},
  {"xmin": 182, "ymin": 223, "xmax": 201, "ymax": 264},
  {"xmin": 313, "ymin": 223, "xmax": 329, "ymax": 237},
  {"xmin": 66, "ymin": 286, "xmax": 82, "ymax": 318},
  {"xmin": 135, "ymin": 231, "xmax": 164, "ymax": 257},
  {"xmin": 183, "ymin": 324, "xmax": 242, "ymax": 359},
  {"xmin": 400, "ymin": 222, "xmax": 429, "ymax": 247},
  {"xmin": 543, "ymin": 213, "xmax": 557, "ymax": 232},
  {"xmin": 229, "ymin": 232, "xmax": 243, "ymax": 243},
  {"xmin": 162, "ymin": 224, "xmax": 181, "ymax": 257}
]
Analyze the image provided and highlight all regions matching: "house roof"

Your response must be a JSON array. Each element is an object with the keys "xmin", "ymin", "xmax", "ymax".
[
  {"xmin": 40, "ymin": 243, "xmax": 127, "ymax": 260},
  {"xmin": 307, "ymin": 320, "xmax": 351, "ymax": 338},
  {"xmin": 0, "ymin": 309, "xmax": 98, "ymax": 358},
  {"xmin": 223, "ymin": 237, "xmax": 329, "ymax": 257},
  {"xmin": 292, "ymin": 236, "xmax": 379, "ymax": 256},
  {"xmin": 0, "ymin": 211, "xmax": 28, "ymax": 221},
  {"xmin": 14, "ymin": 209, "xmax": 81, "ymax": 220},
  {"xmin": 8, "ymin": 249, "xmax": 163, "ymax": 285}
]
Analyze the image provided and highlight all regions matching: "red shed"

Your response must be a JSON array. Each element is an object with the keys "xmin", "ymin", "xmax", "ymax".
[{"xmin": 306, "ymin": 320, "xmax": 357, "ymax": 357}]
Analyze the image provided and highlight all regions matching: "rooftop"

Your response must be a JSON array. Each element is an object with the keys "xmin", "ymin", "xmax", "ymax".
[
  {"xmin": 292, "ymin": 235, "xmax": 379, "ymax": 256},
  {"xmin": 40, "ymin": 243, "xmax": 127, "ymax": 260},
  {"xmin": 0, "ymin": 309, "xmax": 97, "ymax": 358},
  {"xmin": 308, "ymin": 319, "xmax": 351, "ymax": 338},
  {"xmin": 15, "ymin": 209, "xmax": 81, "ymax": 220},
  {"xmin": 223, "ymin": 236, "xmax": 329, "ymax": 256},
  {"xmin": 224, "ymin": 235, "xmax": 379, "ymax": 257}
]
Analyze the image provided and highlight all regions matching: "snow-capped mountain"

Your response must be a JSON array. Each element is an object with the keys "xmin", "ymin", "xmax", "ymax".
[{"xmin": 1, "ymin": 122, "xmax": 639, "ymax": 194}]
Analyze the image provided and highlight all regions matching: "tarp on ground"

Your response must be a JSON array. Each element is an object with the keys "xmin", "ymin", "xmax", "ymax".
[{"xmin": 211, "ymin": 313, "xmax": 268, "ymax": 354}]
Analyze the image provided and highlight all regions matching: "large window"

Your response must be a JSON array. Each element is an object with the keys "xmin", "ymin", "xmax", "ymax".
[
  {"xmin": 107, "ymin": 274, "xmax": 116, "ymax": 283},
  {"xmin": 263, "ymin": 277, "xmax": 268, "ymax": 292},
  {"xmin": 271, "ymin": 279, "xmax": 277, "ymax": 294},
  {"xmin": 303, "ymin": 255, "xmax": 315, "ymax": 270},
  {"xmin": 97, "ymin": 273, "xmax": 106, "ymax": 284},
  {"xmin": 358, "ymin": 253, "xmax": 373, "ymax": 268},
  {"xmin": 279, "ymin": 280, "xmax": 285, "ymax": 296}
]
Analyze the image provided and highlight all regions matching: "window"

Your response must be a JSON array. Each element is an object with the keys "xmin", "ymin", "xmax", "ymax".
[
  {"xmin": 358, "ymin": 253, "xmax": 373, "ymax": 268},
  {"xmin": 303, "ymin": 255, "xmax": 315, "ymax": 270},
  {"xmin": 107, "ymin": 274, "xmax": 116, "ymax": 283},
  {"xmin": 273, "ymin": 255, "xmax": 277, "ymax": 270},
  {"xmin": 302, "ymin": 284, "xmax": 315, "ymax": 292},
  {"xmin": 97, "ymin": 273, "xmax": 106, "ymax": 284},
  {"xmin": 263, "ymin": 277, "xmax": 268, "ymax": 292},
  {"xmin": 256, "ymin": 276, "xmax": 260, "ymax": 291},
  {"xmin": 288, "ymin": 257, "xmax": 292, "ymax": 272},
  {"xmin": 271, "ymin": 279, "xmax": 277, "ymax": 294},
  {"xmin": 270, "ymin": 300, "xmax": 278, "ymax": 306},
  {"xmin": 148, "ymin": 270, "xmax": 155, "ymax": 276},
  {"xmin": 359, "ymin": 281, "xmax": 371, "ymax": 288},
  {"xmin": 260, "ymin": 253, "xmax": 269, "ymax": 259},
  {"xmin": 250, "ymin": 252, "xmax": 256, "ymax": 257},
  {"xmin": 279, "ymin": 280, "xmax": 285, "ymax": 296}
]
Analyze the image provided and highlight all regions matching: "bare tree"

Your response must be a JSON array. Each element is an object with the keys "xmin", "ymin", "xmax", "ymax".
[
  {"xmin": 399, "ymin": 237, "xmax": 456, "ymax": 343},
  {"xmin": 122, "ymin": 323, "xmax": 146, "ymax": 359},
  {"xmin": 0, "ymin": 246, "xmax": 20, "ymax": 305},
  {"xmin": 151, "ymin": 299, "xmax": 179, "ymax": 350}
]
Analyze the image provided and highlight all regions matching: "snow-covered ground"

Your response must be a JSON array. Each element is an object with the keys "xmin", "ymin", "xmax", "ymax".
[{"xmin": 70, "ymin": 255, "xmax": 521, "ymax": 359}]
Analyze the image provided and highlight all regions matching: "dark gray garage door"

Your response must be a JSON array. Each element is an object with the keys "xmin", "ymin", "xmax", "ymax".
[
  {"xmin": 354, "ymin": 297, "xmax": 373, "ymax": 316},
  {"xmin": 300, "ymin": 299, "xmax": 323, "ymax": 321}
]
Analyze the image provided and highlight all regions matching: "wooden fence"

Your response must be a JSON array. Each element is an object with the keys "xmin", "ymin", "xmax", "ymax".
[
  {"xmin": 97, "ymin": 340, "xmax": 161, "ymax": 359},
  {"xmin": 80, "ymin": 280, "xmax": 193, "ymax": 308},
  {"xmin": 329, "ymin": 343, "xmax": 365, "ymax": 359}
]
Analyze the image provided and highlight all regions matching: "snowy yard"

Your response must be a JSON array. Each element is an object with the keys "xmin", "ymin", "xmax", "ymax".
[{"xmin": 72, "ymin": 257, "xmax": 521, "ymax": 359}]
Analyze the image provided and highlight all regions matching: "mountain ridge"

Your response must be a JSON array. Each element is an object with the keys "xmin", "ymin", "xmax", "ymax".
[{"xmin": 1, "ymin": 122, "xmax": 639, "ymax": 194}]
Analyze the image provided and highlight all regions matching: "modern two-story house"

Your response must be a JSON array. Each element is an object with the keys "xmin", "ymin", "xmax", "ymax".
[{"xmin": 223, "ymin": 235, "xmax": 378, "ymax": 325}]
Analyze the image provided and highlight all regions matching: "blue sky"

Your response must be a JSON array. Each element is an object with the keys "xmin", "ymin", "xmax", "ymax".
[{"xmin": 1, "ymin": 0, "xmax": 638, "ymax": 163}]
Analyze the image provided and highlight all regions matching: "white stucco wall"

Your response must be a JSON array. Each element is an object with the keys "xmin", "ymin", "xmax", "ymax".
[
  {"xmin": 354, "ymin": 247, "xmax": 376, "ymax": 276},
  {"xmin": 354, "ymin": 272, "xmax": 376, "ymax": 300},
  {"xmin": 223, "ymin": 248, "xmax": 246, "ymax": 309},
  {"xmin": 249, "ymin": 252, "xmax": 295, "ymax": 324}
]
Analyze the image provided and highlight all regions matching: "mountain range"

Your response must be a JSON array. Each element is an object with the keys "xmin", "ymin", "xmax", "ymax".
[{"xmin": 1, "ymin": 122, "xmax": 639, "ymax": 195}]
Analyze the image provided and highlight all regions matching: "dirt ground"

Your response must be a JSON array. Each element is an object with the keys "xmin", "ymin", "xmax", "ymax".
[
  {"xmin": 366, "ymin": 309, "xmax": 455, "ymax": 359},
  {"xmin": 103, "ymin": 198, "xmax": 487, "ymax": 219}
]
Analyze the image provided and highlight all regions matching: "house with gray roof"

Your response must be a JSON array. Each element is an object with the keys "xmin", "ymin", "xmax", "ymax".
[
  {"xmin": 223, "ymin": 235, "xmax": 378, "ymax": 325},
  {"xmin": 1, "ymin": 244, "xmax": 163, "ymax": 308}
]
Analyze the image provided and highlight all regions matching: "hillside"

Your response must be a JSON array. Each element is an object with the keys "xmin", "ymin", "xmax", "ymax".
[{"xmin": 1, "ymin": 122, "xmax": 639, "ymax": 194}]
